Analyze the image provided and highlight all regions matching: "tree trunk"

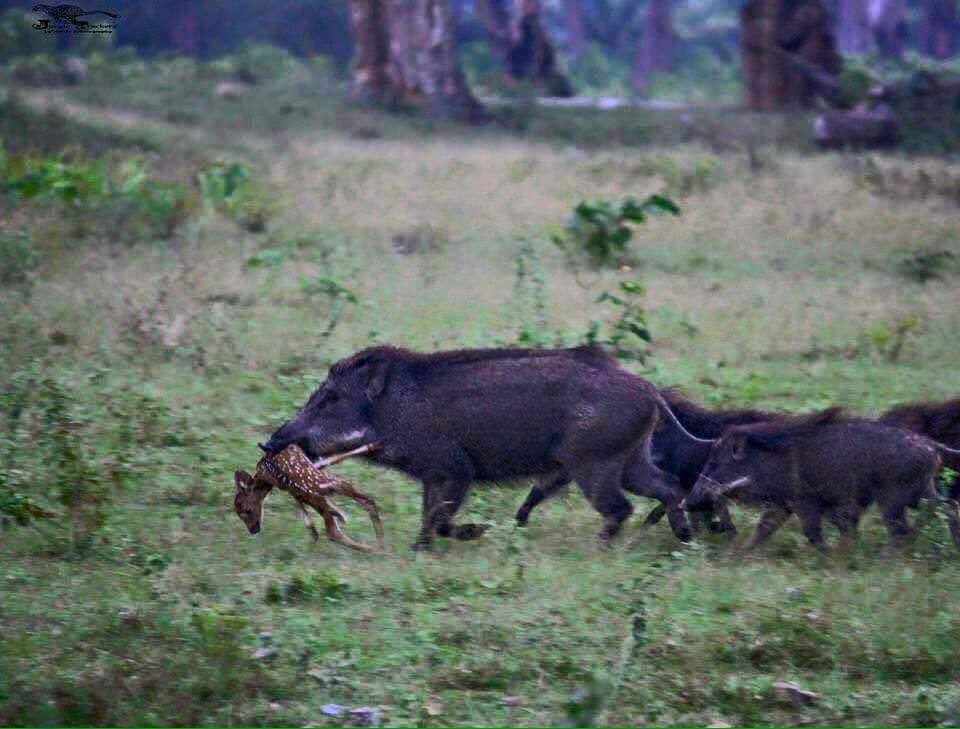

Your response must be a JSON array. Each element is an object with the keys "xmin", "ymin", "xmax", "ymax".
[
  {"xmin": 633, "ymin": 0, "xmax": 674, "ymax": 96},
  {"xmin": 349, "ymin": 0, "xmax": 483, "ymax": 121},
  {"xmin": 349, "ymin": 0, "xmax": 393, "ymax": 102},
  {"xmin": 919, "ymin": 0, "xmax": 957, "ymax": 58},
  {"xmin": 741, "ymin": 0, "xmax": 840, "ymax": 110},
  {"xmin": 868, "ymin": 0, "xmax": 907, "ymax": 59},
  {"xmin": 475, "ymin": 0, "xmax": 513, "ymax": 65},
  {"xmin": 837, "ymin": 0, "xmax": 872, "ymax": 53},
  {"xmin": 565, "ymin": 0, "xmax": 585, "ymax": 59},
  {"xmin": 168, "ymin": 0, "xmax": 200, "ymax": 56},
  {"xmin": 476, "ymin": 0, "xmax": 574, "ymax": 96}
]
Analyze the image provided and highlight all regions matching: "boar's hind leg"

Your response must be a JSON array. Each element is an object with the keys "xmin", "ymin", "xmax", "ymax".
[
  {"xmin": 516, "ymin": 471, "xmax": 571, "ymax": 526},
  {"xmin": 876, "ymin": 491, "xmax": 914, "ymax": 550},
  {"xmin": 947, "ymin": 499, "xmax": 960, "ymax": 552},
  {"xmin": 567, "ymin": 460, "xmax": 634, "ymax": 545},
  {"xmin": 745, "ymin": 507, "xmax": 791, "ymax": 549},
  {"xmin": 621, "ymin": 460, "xmax": 691, "ymax": 543}
]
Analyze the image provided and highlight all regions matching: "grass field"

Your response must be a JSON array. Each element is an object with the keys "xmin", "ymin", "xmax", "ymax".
[{"xmin": 2, "ymin": 62, "xmax": 960, "ymax": 727}]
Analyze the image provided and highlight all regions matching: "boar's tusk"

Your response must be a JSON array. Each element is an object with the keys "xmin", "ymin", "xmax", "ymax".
[
  {"xmin": 721, "ymin": 476, "xmax": 752, "ymax": 493},
  {"xmin": 312, "ymin": 443, "xmax": 378, "ymax": 469}
]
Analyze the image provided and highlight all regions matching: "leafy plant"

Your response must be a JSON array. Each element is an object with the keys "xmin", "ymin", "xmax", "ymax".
[
  {"xmin": 197, "ymin": 161, "xmax": 270, "ymax": 232},
  {"xmin": 897, "ymin": 248, "xmax": 956, "ymax": 284},
  {"xmin": 585, "ymin": 281, "xmax": 652, "ymax": 363},
  {"xmin": 2, "ymin": 153, "xmax": 108, "ymax": 203},
  {"xmin": 552, "ymin": 194, "xmax": 680, "ymax": 269},
  {"xmin": 0, "ymin": 231, "xmax": 36, "ymax": 287},
  {"xmin": 864, "ymin": 316, "xmax": 919, "ymax": 363},
  {"xmin": 299, "ymin": 273, "xmax": 359, "ymax": 340},
  {"xmin": 511, "ymin": 241, "xmax": 552, "ymax": 347}
]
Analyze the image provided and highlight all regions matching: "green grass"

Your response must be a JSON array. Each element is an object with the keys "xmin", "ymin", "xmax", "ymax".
[{"xmin": 2, "ymin": 62, "xmax": 960, "ymax": 727}]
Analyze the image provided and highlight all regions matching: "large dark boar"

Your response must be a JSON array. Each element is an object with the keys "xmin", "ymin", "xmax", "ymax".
[
  {"xmin": 261, "ymin": 345, "xmax": 691, "ymax": 548},
  {"xmin": 515, "ymin": 388, "xmax": 780, "ymax": 534},
  {"xmin": 680, "ymin": 408, "xmax": 950, "ymax": 550},
  {"xmin": 881, "ymin": 397, "xmax": 960, "ymax": 492}
]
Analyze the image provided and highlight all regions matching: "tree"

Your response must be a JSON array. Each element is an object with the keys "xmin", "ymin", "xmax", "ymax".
[
  {"xmin": 633, "ymin": 0, "xmax": 674, "ymax": 95},
  {"xmin": 740, "ymin": 0, "xmax": 840, "ymax": 110},
  {"xmin": 475, "ymin": 0, "xmax": 574, "ymax": 96},
  {"xmin": 919, "ymin": 0, "xmax": 957, "ymax": 58},
  {"xmin": 867, "ymin": 0, "xmax": 907, "ymax": 59},
  {"xmin": 348, "ymin": 0, "xmax": 484, "ymax": 121},
  {"xmin": 837, "ymin": 0, "xmax": 871, "ymax": 53},
  {"xmin": 565, "ymin": 0, "xmax": 585, "ymax": 59}
]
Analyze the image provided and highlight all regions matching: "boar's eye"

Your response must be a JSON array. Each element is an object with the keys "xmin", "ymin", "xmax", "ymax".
[{"xmin": 316, "ymin": 391, "xmax": 339, "ymax": 408}]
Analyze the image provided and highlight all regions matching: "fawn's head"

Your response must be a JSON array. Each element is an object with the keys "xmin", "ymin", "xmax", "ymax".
[{"xmin": 234, "ymin": 470, "xmax": 272, "ymax": 534}]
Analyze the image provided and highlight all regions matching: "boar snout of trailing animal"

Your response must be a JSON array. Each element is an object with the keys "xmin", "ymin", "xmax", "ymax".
[
  {"xmin": 261, "ymin": 358, "xmax": 385, "ymax": 460},
  {"xmin": 680, "ymin": 433, "xmax": 754, "ymax": 511}
]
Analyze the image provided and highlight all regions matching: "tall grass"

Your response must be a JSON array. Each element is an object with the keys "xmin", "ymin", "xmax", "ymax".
[{"xmin": 1, "ymin": 71, "xmax": 959, "ymax": 727}]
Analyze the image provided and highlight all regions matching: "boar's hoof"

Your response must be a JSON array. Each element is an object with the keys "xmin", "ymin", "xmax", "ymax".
[
  {"xmin": 411, "ymin": 537, "xmax": 434, "ymax": 552},
  {"xmin": 709, "ymin": 520, "xmax": 737, "ymax": 535},
  {"xmin": 450, "ymin": 523, "xmax": 489, "ymax": 541},
  {"xmin": 515, "ymin": 510, "xmax": 530, "ymax": 527}
]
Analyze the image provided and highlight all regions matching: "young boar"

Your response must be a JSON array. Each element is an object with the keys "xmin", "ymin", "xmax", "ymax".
[
  {"xmin": 881, "ymin": 397, "xmax": 960, "ymax": 492},
  {"xmin": 681, "ymin": 408, "xmax": 947, "ymax": 550}
]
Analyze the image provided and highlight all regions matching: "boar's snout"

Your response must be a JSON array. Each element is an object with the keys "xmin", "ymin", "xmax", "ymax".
[{"xmin": 248, "ymin": 520, "xmax": 261, "ymax": 534}]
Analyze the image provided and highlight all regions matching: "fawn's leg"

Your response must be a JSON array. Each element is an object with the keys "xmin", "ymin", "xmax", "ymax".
[{"xmin": 295, "ymin": 497, "xmax": 320, "ymax": 542}]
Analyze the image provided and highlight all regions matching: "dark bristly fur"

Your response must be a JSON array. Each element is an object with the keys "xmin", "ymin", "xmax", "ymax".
[
  {"xmin": 881, "ymin": 397, "xmax": 960, "ymax": 493},
  {"xmin": 515, "ymin": 387, "xmax": 782, "ymax": 534},
  {"xmin": 263, "ymin": 345, "xmax": 690, "ymax": 548},
  {"xmin": 683, "ymin": 409, "xmax": 950, "ymax": 551}
]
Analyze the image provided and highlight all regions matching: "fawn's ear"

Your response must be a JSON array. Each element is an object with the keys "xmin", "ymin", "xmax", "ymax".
[{"xmin": 234, "ymin": 470, "xmax": 253, "ymax": 491}]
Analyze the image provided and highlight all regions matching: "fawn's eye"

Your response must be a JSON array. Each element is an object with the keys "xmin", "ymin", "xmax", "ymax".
[{"xmin": 242, "ymin": 508, "xmax": 252, "ymax": 517}]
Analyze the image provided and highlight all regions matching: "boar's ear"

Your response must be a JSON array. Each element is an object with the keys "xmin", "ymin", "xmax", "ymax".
[
  {"xmin": 363, "ymin": 359, "xmax": 390, "ymax": 402},
  {"xmin": 730, "ymin": 433, "xmax": 749, "ymax": 461}
]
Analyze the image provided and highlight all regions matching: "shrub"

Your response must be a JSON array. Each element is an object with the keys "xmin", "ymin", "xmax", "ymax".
[
  {"xmin": 585, "ymin": 281, "xmax": 653, "ymax": 363},
  {"xmin": 897, "ymin": 248, "xmax": 956, "ymax": 283},
  {"xmin": 0, "ymin": 231, "xmax": 36, "ymax": 287},
  {"xmin": 552, "ymin": 194, "xmax": 680, "ymax": 269},
  {"xmin": 0, "ymin": 10, "xmax": 55, "ymax": 61},
  {"xmin": 198, "ymin": 161, "xmax": 271, "ymax": 232},
  {"xmin": 0, "ymin": 370, "xmax": 111, "ymax": 552}
]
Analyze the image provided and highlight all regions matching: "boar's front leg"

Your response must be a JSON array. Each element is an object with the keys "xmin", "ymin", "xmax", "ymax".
[
  {"xmin": 825, "ymin": 503, "xmax": 862, "ymax": 548},
  {"xmin": 745, "ymin": 506, "xmax": 791, "ymax": 549},
  {"xmin": 710, "ymin": 501, "xmax": 738, "ymax": 534},
  {"xmin": 415, "ymin": 478, "xmax": 487, "ymax": 550},
  {"xmin": 516, "ymin": 470, "xmax": 571, "ymax": 526},
  {"xmin": 794, "ymin": 500, "xmax": 828, "ymax": 550}
]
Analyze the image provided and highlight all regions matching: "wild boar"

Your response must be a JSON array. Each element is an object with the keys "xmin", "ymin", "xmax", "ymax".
[
  {"xmin": 261, "ymin": 345, "xmax": 692, "ymax": 548},
  {"xmin": 680, "ymin": 408, "xmax": 950, "ymax": 550}
]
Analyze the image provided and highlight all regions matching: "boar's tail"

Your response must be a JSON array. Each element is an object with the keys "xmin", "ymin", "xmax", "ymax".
[
  {"xmin": 653, "ymin": 392, "xmax": 717, "ymax": 445},
  {"xmin": 931, "ymin": 440, "xmax": 960, "ymax": 459}
]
